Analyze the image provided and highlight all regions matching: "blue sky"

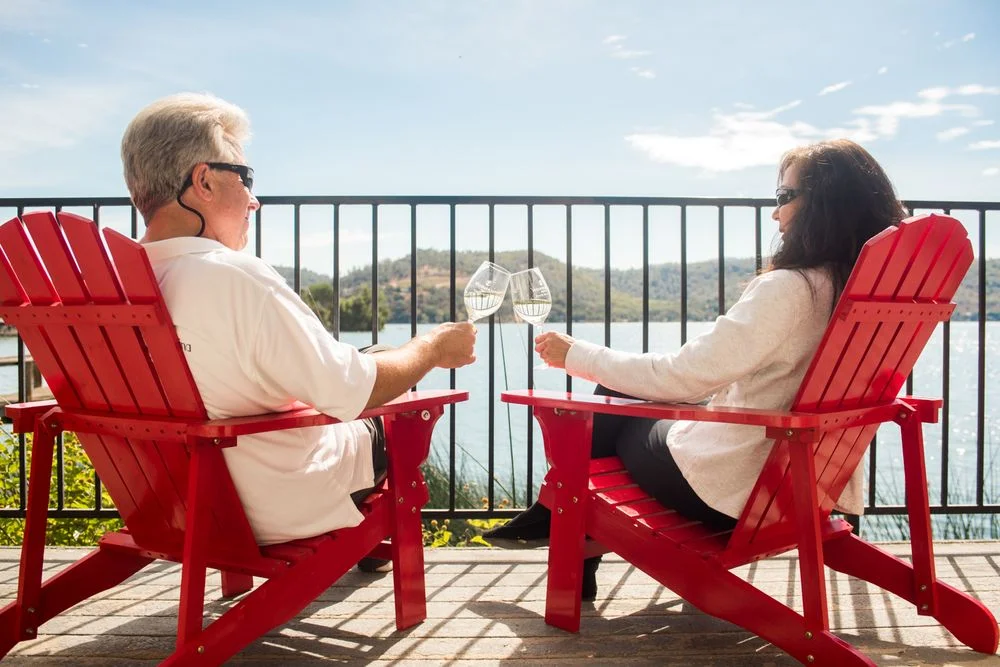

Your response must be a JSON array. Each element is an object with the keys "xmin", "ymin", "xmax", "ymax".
[{"xmin": 1, "ymin": 0, "xmax": 997, "ymax": 272}]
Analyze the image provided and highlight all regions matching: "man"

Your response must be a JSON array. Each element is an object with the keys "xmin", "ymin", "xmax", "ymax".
[{"xmin": 121, "ymin": 93, "xmax": 476, "ymax": 556}]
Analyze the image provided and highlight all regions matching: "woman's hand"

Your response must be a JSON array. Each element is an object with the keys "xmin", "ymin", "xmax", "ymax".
[{"xmin": 534, "ymin": 330, "xmax": 575, "ymax": 369}]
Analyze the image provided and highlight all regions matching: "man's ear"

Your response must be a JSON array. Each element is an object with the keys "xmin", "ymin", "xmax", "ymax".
[{"xmin": 188, "ymin": 163, "xmax": 214, "ymax": 199}]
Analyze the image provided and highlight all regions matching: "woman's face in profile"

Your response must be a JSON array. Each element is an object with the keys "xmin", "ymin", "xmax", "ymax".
[{"xmin": 772, "ymin": 162, "xmax": 805, "ymax": 237}]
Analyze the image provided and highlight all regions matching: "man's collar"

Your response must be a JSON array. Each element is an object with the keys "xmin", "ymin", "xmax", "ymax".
[{"xmin": 142, "ymin": 236, "xmax": 228, "ymax": 262}]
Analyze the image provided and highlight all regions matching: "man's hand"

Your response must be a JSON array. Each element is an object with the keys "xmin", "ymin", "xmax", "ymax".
[
  {"xmin": 534, "ymin": 330, "xmax": 575, "ymax": 369},
  {"xmin": 366, "ymin": 321, "xmax": 476, "ymax": 408},
  {"xmin": 421, "ymin": 321, "xmax": 477, "ymax": 368}
]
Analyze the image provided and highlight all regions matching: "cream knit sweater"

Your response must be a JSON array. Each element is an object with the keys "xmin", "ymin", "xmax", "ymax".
[{"xmin": 565, "ymin": 267, "xmax": 864, "ymax": 519}]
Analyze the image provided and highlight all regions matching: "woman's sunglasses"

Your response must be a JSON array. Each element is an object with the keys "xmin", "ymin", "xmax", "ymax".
[{"xmin": 775, "ymin": 187, "xmax": 802, "ymax": 208}]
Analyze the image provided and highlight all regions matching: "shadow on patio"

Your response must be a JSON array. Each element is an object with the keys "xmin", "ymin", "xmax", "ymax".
[{"xmin": 2, "ymin": 544, "xmax": 998, "ymax": 666}]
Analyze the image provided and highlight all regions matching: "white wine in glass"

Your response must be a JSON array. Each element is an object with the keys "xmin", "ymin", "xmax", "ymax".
[
  {"xmin": 510, "ymin": 267, "xmax": 553, "ymax": 369},
  {"xmin": 464, "ymin": 261, "xmax": 510, "ymax": 322}
]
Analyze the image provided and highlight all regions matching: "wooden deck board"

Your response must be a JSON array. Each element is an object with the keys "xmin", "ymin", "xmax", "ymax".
[{"xmin": 2, "ymin": 543, "xmax": 999, "ymax": 666}]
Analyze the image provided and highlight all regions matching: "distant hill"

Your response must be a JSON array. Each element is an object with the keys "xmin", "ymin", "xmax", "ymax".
[{"xmin": 274, "ymin": 251, "xmax": 1000, "ymax": 324}]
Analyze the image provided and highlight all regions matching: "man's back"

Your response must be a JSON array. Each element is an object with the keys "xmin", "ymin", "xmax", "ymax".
[{"xmin": 144, "ymin": 236, "xmax": 379, "ymax": 544}]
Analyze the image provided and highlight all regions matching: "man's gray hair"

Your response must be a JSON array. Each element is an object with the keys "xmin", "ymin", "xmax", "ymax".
[{"xmin": 121, "ymin": 92, "xmax": 251, "ymax": 221}]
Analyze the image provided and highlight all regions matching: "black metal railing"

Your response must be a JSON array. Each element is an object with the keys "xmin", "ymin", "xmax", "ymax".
[{"xmin": 1, "ymin": 195, "xmax": 998, "ymax": 535}]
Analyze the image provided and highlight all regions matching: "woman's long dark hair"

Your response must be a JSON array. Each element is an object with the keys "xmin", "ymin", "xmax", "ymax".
[{"xmin": 770, "ymin": 139, "xmax": 906, "ymax": 305}]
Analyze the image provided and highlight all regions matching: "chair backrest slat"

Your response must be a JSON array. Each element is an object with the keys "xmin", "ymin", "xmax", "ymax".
[
  {"xmin": 58, "ymin": 214, "xmax": 173, "ymax": 417},
  {"xmin": 0, "ymin": 218, "xmax": 94, "ymax": 410},
  {"xmin": 727, "ymin": 214, "xmax": 971, "ymax": 555},
  {"xmin": 0, "ymin": 214, "xmax": 261, "ymax": 561},
  {"xmin": 103, "ymin": 228, "xmax": 205, "ymax": 419}
]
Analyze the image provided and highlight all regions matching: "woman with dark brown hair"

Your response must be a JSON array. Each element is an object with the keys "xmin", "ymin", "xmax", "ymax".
[{"xmin": 486, "ymin": 139, "xmax": 907, "ymax": 600}]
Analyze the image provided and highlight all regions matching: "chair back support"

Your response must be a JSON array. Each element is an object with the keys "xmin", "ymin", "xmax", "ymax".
[
  {"xmin": 729, "ymin": 213, "xmax": 972, "ymax": 552},
  {"xmin": 0, "ymin": 211, "xmax": 260, "ymax": 560}
]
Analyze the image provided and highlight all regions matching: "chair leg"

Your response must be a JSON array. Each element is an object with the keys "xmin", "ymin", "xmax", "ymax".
[
  {"xmin": 824, "ymin": 533, "xmax": 999, "ymax": 654},
  {"xmin": 162, "ymin": 519, "xmax": 382, "ymax": 666},
  {"xmin": 220, "ymin": 572, "xmax": 254, "ymax": 598},
  {"xmin": 390, "ymin": 501, "xmax": 426, "ymax": 630},
  {"xmin": 586, "ymin": 502, "xmax": 877, "ymax": 665},
  {"xmin": 0, "ymin": 545, "xmax": 152, "ymax": 658},
  {"xmin": 12, "ymin": 419, "xmax": 59, "ymax": 642}
]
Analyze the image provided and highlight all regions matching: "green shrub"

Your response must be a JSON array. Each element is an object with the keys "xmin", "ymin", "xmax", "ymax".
[{"xmin": 0, "ymin": 430, "xmax": 122, "ymax": 546}]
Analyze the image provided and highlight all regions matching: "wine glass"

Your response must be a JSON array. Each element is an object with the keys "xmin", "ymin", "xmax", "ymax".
[
  {"xmin": 509, "ymin": 267, "xmax": 553, "ymax": 369},
  {"xmin": 464, "ymin": 261, "xmax": 510, "ymax": 322}
]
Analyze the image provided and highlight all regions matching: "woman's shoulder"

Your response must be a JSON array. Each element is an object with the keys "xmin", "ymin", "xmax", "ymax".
[
  {"xmin": 744, "ymin": 267, "xmax": 834, "ymax": 312},
  {"xmin": 754, "ymin": 266, "xmax": 832, "ymax": 292}
]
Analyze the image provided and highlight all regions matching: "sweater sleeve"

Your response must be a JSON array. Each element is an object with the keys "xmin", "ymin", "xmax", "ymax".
[{"xmin": 564, "ymin": 270, "xmax": 819, "ymax": 402}]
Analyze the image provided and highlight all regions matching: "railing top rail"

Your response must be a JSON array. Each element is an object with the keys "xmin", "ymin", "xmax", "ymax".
[{"xmin": 2, "ymin": 196, "xmax": 999, "ymax": 210}]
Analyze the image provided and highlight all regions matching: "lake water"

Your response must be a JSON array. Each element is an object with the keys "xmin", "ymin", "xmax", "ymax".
[{"xmin": 3, "ymin": 321, "xmax": 998, "ymax": 514}]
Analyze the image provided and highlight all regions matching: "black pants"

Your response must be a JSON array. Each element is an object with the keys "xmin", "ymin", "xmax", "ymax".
[
  {"xmin": 592, "ymin": 385, "xmax": 737, "ymax": 530},
  {"xmin": 349, "ymin": 344, "xmax": 391, "ymax": 506}
]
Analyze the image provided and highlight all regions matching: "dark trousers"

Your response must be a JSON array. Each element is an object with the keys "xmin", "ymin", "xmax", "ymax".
[
  {"xmin": 592, "ymin": 385, "xmax": 737, "ymax": 530},
  {"xmin": 349, "ymin": 344, "xmax": 391, "ymax": 506}
]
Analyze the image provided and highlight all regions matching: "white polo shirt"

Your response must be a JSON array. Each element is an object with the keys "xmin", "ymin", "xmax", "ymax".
[{"xmin": 143, "ymin": 237, "xmax": 378, "ymax": 545}]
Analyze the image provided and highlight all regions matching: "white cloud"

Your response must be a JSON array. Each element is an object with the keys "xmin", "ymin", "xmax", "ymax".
[
  {"xmin": 625, "ymin": 80, "xmax": 999, "ymax": 173},
  {"xmin": 854, "ymin": 100, "xmax": 978, "ymax": 136},
  {"xmin": 957, "ymin": 84, "xmax": 1000, "ymax": 96},
  {"xmin": 974, "ymin": 120, "xmax": 995, "ymax": 127},
  {"xmin": 624, "ymin": 100, "xmax": 878, "ymax": 173},
  {"xmin": 937, "ymin": 127, "xmax": 969, "ymax": 141},
  {"xmin": 919, "ymin": 85, "xmax": 1000, "ymax": 100},
  {"xmin": 984, "ymin": 167, "xmax": 999, "ymax": 176},
  {"xmin": 962, "ymin": 33, "xmax": 975, "ymax": 42},
  {"xmin": 733, "ymin": 102, "xmax": 754, "ymax": 110},
  {"xmin": 604, "ymin": 35, "xmax": 650, "ymax": 60},
  {"xmin": 77, "ymin": 42, "xmax": 87, "ymax": 48},
  {"xmin": 20, "ymin": 83, "xmax": 40, "ymax": 89},
  {"xmin": 0, "ymin": 82, "xmax": 134, "ymax": 159},
  {"xmin": 0, "ymin": 0, "xmax": 69, "ymax": 29},
  {"xmin": 918, "ymin": 87, "xmax": 950, "ymax": 101},
  {"xmin": 819, "ymin": 81, "xmax": 851, "ymax": 96},
  {"xmin": 630, "ymin": 67, "xmax": 655, "ymax": 79},
  {"xmin": 877, "ymin": 66, "xmax": 888, "ymax": 75},
  {"xmin": 610, "ymin": 46, "xmax": 651, "ymax": 59}
]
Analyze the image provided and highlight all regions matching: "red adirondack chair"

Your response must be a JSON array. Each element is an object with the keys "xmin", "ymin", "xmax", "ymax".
[
  {"xmin": 502, "ymin": 213, "xmax": 999, "ymax": 665},
  {"xmin": 0, "ymin": 211, "xmax": 468, "ymax": 665}
]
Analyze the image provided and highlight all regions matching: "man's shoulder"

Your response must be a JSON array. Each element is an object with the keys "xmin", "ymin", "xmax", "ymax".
[{"xmin": 178, "ymin": 248, "xmax": 286, "ymax": 292}]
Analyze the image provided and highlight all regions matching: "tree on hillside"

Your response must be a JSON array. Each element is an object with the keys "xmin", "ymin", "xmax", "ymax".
[{"xmin": 301, "ymin": 283, "xmax": 390, "ymax": 331}]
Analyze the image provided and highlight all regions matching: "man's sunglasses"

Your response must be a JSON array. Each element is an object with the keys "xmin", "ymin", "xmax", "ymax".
[
  {"xmin": 775, "ymin": 187, "xmax": 802, "ymax": 208},
  {"xmin": 181, "ymin": 162, "xmax": 255, "ymax": 194},
  {"xmin": 206, "ymin": 162, "xmax": 254, "ymax": 191}
]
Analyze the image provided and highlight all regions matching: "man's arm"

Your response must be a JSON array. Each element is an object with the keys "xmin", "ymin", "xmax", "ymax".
[{"xmin": 365, "ymin": 322, "xmax": 476, "ymax": 408}]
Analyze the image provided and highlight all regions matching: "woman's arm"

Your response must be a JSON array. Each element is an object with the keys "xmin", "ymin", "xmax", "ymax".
[{"xmin": 544, "ymin": 270, "xmax": 822, "ymax": 403}]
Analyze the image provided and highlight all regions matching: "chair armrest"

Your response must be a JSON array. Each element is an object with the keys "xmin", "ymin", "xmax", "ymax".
[
  {"xmin": 502, "ymin": 389, "xmax": 821, "ymax": 428},
  {"xmin": 502, "ymin": 389, "xmax": 909, "ymax": 442},
  {"xmin": 189, "ymin": 389, "xmax": 469, "ymax": 438},
  {"xmin": 3, "ymin": 399, "xmax": 59, "ymax": 433}
]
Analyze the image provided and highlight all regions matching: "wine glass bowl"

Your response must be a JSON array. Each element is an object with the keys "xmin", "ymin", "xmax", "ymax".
[
  {"xmin": 510, "ymin": 268, "xmax": 553, "ymax": 370},
  {"xmin": 510, "ymin": 268, "xmax": 552, "ymax": 327},
  {"xmin": 464, "ymin": 261, "xmax": 510, "ymax": 322}
]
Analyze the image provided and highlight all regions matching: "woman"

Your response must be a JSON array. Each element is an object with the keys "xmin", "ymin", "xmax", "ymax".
[{"xmin": 485, "ymin": 139, "xmax": 907, "ymax": 600}]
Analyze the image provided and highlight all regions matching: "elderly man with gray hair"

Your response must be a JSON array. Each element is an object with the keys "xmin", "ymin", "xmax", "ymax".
[{"xmin": 121, "ymin": 93, "xmax": 476, "ymax": 568}]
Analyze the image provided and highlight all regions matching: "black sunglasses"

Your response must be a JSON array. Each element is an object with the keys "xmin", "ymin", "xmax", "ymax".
[
  {"xmin": 775, "ymin": 187, "xmax": 802, "ymax": 208},
  {"xmin": 206, "ymin": 162, "xmax": 254, "ymax": 191},
  {"xmin": 180, "ymin": 162, "xmax": 255, "ymax": 194}
]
